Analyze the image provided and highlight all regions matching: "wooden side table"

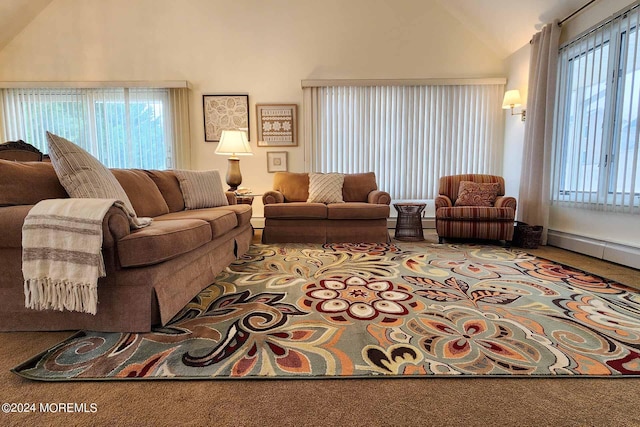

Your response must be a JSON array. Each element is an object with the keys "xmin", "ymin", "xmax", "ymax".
[
  {"xmin": 236, "ymin": 195, "xmax": 254, "ymax": 205},
  {"xmin": 393, "ymin": 203, "xmax": 425, "ymax": 241},
  {"xmin": 235, "ymin": 193, "xmax": 261, "ymax": 205}
]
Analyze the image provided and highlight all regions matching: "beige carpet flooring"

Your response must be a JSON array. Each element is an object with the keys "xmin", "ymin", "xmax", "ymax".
[{"xmin": 1, "ymin": 230, "xmax": 639, "ymax": 427}]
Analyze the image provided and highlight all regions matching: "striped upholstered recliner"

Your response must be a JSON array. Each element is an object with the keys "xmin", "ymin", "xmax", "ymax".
[{"xmin": 435, "ymin": 174, "xmax": 516, "ymax": 246}]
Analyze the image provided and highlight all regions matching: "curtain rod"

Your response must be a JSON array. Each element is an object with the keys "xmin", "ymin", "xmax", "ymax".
[
  {"xmin": 530, "ymin": 0, "xmax": 597, "ymax": 43},
  {"xmin": 559, "ymin": 0, "xmax": 598, "ymax": 25},
  {"xmin": 558, "ymin": 1, "xmax": 640, "ymax": 50}
]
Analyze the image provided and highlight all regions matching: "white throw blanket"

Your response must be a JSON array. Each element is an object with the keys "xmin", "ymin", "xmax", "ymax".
[{"xmin": 22, "ymin": 198, "xmax": 122, "ymax": 315}]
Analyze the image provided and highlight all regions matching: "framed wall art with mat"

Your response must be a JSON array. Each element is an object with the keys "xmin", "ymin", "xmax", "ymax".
[
  {"xmin": 203, "ymin": 94, "xmax": 249, "ymax": 142},
  {"xmin": 256, "ymin": 104, "xmax": 297, "ymax": 147}
]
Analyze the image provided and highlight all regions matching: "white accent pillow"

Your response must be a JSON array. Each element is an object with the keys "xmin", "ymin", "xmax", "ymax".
[
  {"xmin": 307, "ymin": 173, "xmax": 345, "ymax": 204},
  {"xmin": 46, "ymin": 132, "xmax": 151, "ymax": 228},
  {"xmin": 174, "ymin": 169, "xmax": 229, "ymax": 209}
]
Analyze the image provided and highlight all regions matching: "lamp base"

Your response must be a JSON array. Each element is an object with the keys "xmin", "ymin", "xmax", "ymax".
[{"xmin": 226, "ymin": 157, "xmax": 242, "ymax": 192}]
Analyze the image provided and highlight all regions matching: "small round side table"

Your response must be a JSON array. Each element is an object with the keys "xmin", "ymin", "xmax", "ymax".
[{"xmin": 393, "ymin": 203, "xmax": 425, "ymax": 241}]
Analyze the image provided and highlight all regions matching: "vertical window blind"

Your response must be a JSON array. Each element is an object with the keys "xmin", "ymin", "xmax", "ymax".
[
  {"xmin": 0, "ymin": 83, "xmax": 191, "ymax": 169},
  {"xmin": 303, "ymin": 81, "xmax": 505, "ymax": 200},
  {"xmin": 553, "ymin": 3, "xmax": 640, "ymax": 213}
]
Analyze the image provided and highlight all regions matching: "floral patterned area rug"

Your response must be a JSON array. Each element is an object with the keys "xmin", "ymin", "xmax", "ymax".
[{"xmin": 13, "ymin": 243, "xmax": 640, "ymax": 380}]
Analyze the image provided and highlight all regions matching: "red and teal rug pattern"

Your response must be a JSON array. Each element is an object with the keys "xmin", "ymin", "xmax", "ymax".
[{"xmin": 13, "ymin": 243, "xmax": 640, "ymax": 380}]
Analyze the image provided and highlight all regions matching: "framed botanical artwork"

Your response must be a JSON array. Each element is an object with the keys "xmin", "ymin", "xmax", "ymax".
[
  {"xmin": 266, "ymin": 151, "xmax": 288, "ymax": 173},
  {"xmin": 256, "ymin": 104, "xmax": 297, "ymax": 147},
  {"xmin": 203, "ymin": 94, "xmax": 249, "ymax": 142}
]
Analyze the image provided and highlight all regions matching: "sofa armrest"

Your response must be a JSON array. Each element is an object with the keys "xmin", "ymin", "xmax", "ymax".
[
  {"xmin": 495, "ymin": 196, "xmax": 517, "ymax": 212},
  {"xmin": 0, "ymin": 205, "xmax": 33, "ymax": 248},
  {"xmin": 368, "ymin": 190, "xmax": 391, "ymax": 205},
  {"xmin": 435, "ymin": 195, "xmax": 453, "ymax": 210},
  {"xmin": 101, "ymin": 205, "xmax": 132, "ymax": 248},
  {"xmin": 263, "ymin": 190, "xmax": 285, "ymax": 205},
  {"xmin": 225, "ymin": 192, "xmax": 238, "ymax": 205},
  {"xmin": 0, "ymin": 204, "xmax": 131, "ymax": 250}
]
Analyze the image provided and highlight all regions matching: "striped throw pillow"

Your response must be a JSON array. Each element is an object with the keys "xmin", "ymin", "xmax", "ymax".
[
  {"xmin": 46, "ymin": 132, "xmax": 150, "ymax": 228},
  {"xmin": 307, "ymin": 173, "xmax": 345, "ymax": 204},
  {"xmin": 174, "ymin": 169, "xmax": 229, "ymax": 209}
]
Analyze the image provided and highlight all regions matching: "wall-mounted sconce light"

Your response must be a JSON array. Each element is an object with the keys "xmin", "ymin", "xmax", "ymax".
[{"xmin": 502, "ymin": 90, "xmax": 526, "ymax": 122}]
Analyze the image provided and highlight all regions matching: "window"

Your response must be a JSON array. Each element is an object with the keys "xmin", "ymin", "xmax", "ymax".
[
  {"xmin": 303, "ymin": 80, "xmax": 505, "ymax": 200},
  {"xmin": 553, "ymin": 5, "xmax": 640, "ymax": 213},
  {"xmin": 0, "ymin": 83, "xmax": 191, "ymax": 169}
]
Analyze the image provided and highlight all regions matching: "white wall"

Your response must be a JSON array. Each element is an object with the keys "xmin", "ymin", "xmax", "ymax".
[
  {"xmin": 502, "ymin": 43, "xmax": 529, "ymax": 200},
  {"xmin": 502, "ymin": 0, "xmax": 640, "ymax": 250},
  {"xmin": 0, "ymin": 0, "xmax": 505, "ymax": 217}
]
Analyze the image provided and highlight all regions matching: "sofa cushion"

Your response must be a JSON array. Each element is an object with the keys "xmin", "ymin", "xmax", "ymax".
[
  {"xmin": 436, "ymin": 206, "xmax": 515, "ymax": 221},
  {"xmin": 0, "ymin": 160, "xmax": 68, "ymax": 206},
  {"xmin": 145, "ymin": 170, "xmax": 185, "ymax": 213},
  {"xmin": 46, "ymin": 132, "xmax": 149, "ymax": 228},
  {"xmin": 154, "ymin": 208, "xmax": 238, "ymax": 238},
  {"xmin": 307, "ymin": 173, "xmax": 345, "ymax": 203},
  {"xmin": 174, "ymin": 169, "xmax": 229, "ymax": 209},
  {"xmin": 343, "ymin": 172, "xmax": 378, "ymax": 202},
  {"xmin": 327, "ymin": 202, "xmax": 390, "ymax": 220},
  {"xmin": 216, "ymin": 204, "xmax": 253, "ymax": 227},
  {"xmin": 264, "ymin": 202, "xmax": 327, "ymax": 219},
  {"xmin": 454, "ymin": 181, "xmax": 500, "ymax": 207},
  {"xmin": 273, "ymin": 172, "xmax": 309, "ymax": 202},
  {"xmin": 117, "ymin": 219, "xmax": 212, "ymax": 267},
  {"xmin": 111, "ymin": 169, "xmax": 169, "ymax": 218}
]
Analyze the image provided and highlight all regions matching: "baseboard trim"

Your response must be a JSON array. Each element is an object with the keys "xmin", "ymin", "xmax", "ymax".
[
  {"xmin": 547, "ymin": 230, "xmax": 640, "ymax": 269},
  {"xmin": 251, "ymin": 217, "xmax": 265, "ymax": 229}
]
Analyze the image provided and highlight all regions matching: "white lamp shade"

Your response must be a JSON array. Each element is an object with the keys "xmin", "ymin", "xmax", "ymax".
[
  {"xmin": 215, "ymin": 130, "xmax": 253, "ymax": 156},
  {"xmin": 502, "ymin": 90, "xmax": 522, "ymax": 109}
]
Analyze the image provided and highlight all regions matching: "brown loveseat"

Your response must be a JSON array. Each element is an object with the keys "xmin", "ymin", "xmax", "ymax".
[
  {"xmin": 0, "ymin": 160, "xmax": 253, "ymax": 332},
  {"xmin": 262, "ymin": 172, "xmax": 391, "ymax": 243}
]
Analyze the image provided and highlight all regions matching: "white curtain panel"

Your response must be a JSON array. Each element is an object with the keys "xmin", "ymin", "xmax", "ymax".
[
  {"xmin": 518, "ymin": 21, "xmax": 561, "ymax": 244},
  {"xmin": 168, "ymin": 88, "xmax": 192, "ymax": 169}
]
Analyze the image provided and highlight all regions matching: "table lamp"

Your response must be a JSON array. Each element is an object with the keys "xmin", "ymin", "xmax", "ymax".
[{"xmin": 215, "ymin": 129, "xmax": 253, "ymax": 191}]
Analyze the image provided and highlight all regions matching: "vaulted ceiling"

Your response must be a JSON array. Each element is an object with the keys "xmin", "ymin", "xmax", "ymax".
[
  {"xmin": 0, "ymin": 0, "xmax": 592, "ymax": 58},
  {"xmin": 435, "ymin": 0, "xmax": 590, "ymax": 57},
  {"xmin": 0, "ymin": 0, "xmax": 53, "ymax": 51}
]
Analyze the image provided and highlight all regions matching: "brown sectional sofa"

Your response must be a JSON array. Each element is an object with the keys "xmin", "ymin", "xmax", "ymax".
[
  {"xmin": 0, "ymin": 160, "xmax": 252, "ymax": 332},
  {"xmin": 262, "ymin": 172, "xmax": 391, "ymax": 243}
]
